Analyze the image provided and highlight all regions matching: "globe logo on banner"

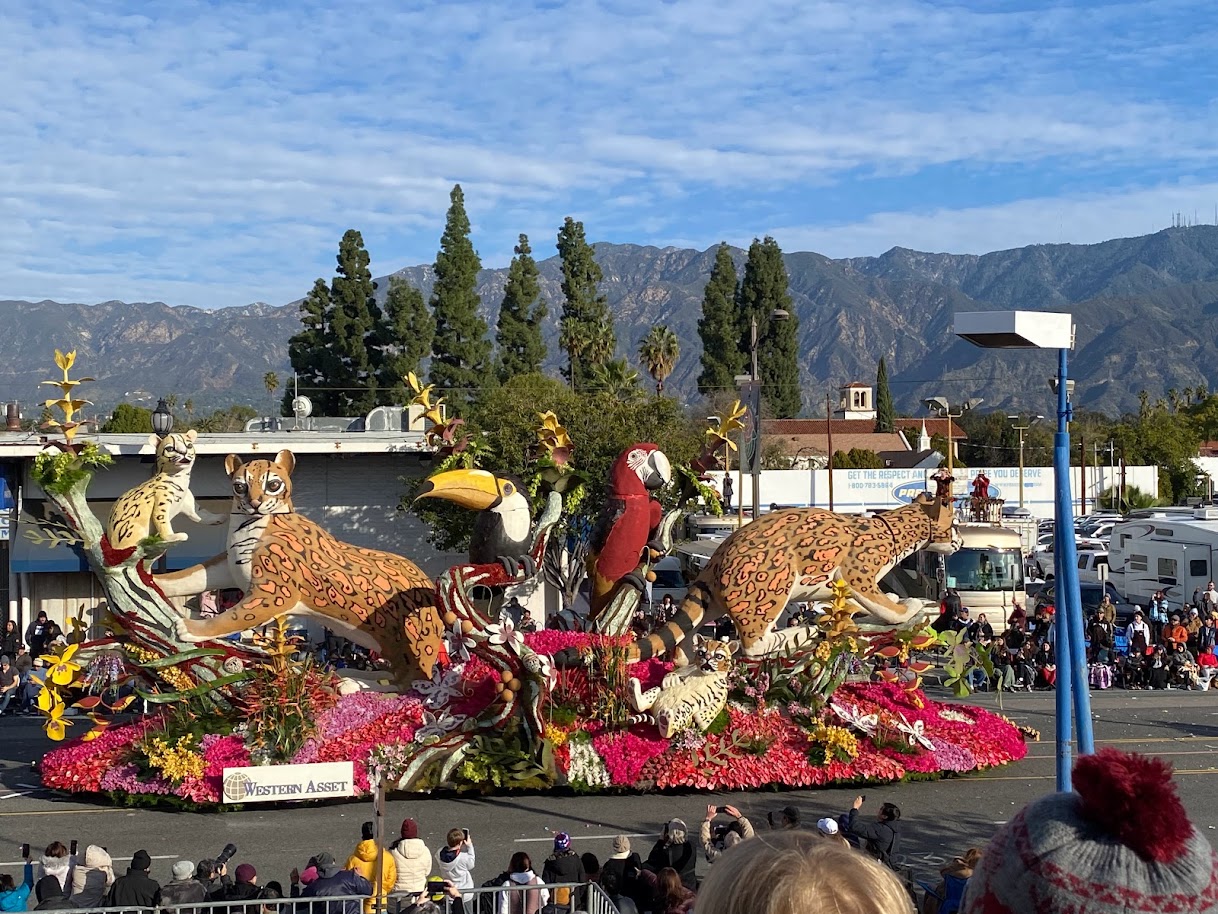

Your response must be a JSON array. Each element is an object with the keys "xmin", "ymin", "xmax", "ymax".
[
  {"xmin": 222, "ymin": 771, "xmax": 254, "ymax": 803},
  {"xmin": 892, "ymin": 481, "xmax": 929, "ymax": 504}
]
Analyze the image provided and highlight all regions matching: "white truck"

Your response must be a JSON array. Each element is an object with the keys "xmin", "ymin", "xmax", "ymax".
[{"xmin": 1107, "ymin": 507, "xmax": 1218, "ymax": 606}]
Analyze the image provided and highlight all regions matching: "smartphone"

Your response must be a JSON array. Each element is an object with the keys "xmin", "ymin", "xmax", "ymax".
[
  {"xmin": 462, "ymin": 828, "xmax": 470, "ymax": 840},
  {"xmin": 20, "ymin": 844, "xmax": 29, "ymax": 860},
  {"xmin": 70, "ymin": 840, "xmax": 78, "ymax": 857},
  {"xmin": 717, "ymin": 806, "xmax": 730, "ymax": 814}
]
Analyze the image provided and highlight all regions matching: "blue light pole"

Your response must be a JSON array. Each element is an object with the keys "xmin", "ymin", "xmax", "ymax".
[{"xmin": 955, "ymin": 310, "xmax": 1094, "ymax": 792}]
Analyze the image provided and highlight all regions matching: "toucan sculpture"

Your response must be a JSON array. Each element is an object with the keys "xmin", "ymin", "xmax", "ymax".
[
  {"xmin": 587, "ymin": 444, "xmax": 673, "ymax": 619},
  {"xmin": 415, "ymin": 468, "xmax": 538, "ymax": 575}
]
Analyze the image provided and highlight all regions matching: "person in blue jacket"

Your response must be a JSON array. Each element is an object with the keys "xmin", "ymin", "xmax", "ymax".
[{"xmin": 0, "ymin": 859, "xmax": 33, "ymax": 911}]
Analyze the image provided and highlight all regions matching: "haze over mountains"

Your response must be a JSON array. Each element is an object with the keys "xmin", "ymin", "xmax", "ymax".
[{"xmin": 4, "ymin": 226, "xmax": 1218, "ymax": 420}]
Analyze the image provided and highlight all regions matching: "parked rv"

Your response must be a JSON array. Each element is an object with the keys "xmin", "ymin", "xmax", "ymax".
[{"xmin": 1107, "ymin": 507, "xmax": 1218, "ymax": 606}]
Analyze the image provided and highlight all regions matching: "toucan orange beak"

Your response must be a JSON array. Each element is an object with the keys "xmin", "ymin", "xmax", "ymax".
[{"xmin": 415, "ymin": 468, "xmax": 506, "ymax": 511}]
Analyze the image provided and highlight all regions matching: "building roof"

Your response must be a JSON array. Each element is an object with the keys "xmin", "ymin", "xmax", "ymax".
[
  {"xmin": 769, "ymin": 430, "xmax": 910, "ymax": 456},
  {"xmin": 0, "ymin": 429, "xmax": 434, "ymax": 459},
  {"xmin": 894, "ymin": 418, "xmax": 968, "ymax": 440},
  {"xmin": 878, "ymin": 449, "xmax": 944, "ymax": 469},
  {"xmin": 765, "ymin": 417, "xmax": 968, "ymax": 438}
]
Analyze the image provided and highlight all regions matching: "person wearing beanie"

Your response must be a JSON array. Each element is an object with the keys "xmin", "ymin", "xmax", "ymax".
[
  {"xmin": 644, "ymin": 820, "xmax": 696, "ymax": 891},
  {"xmin": 702, "ymin": 804, "xmax": 755, "ymax": 864},
  {"xmin": 963, "ymin": 748, "xmax": 1218, "ymax": 914},
  {"xmin": 32, "ymin": 875, "xmax": 70, "ymax": 911},
  {"xmin": 69, "ymin": 845, "xmax": 114, "ymax": 909},
  {"xmin": 601, "ymin": 836, "xmax": 643, "ymax": 908},
  {"xmin": 542, "ymin": 833, "xmax": 586, "ymax": 908},
  {"xmin": 160, "ymin": 860, "xmax": 206, "ymax": 909},
  {"xmin": 219, "ymin": 861, "xmax": 261, "ymax": 906},
  {"xmin": 301, "ymin": 851, "xmax": 373, "ymax": 914},
  {"xmin": 435, "ymin": 828, "xmax": 476, "ymax": 905},
  {"xmin": 109, "ymin": 850, "xmax": 161, "ymax": 909},
  {"xmin": 345, "ymin": 820, "xmax": 396, "ymax": 913},
  {"xmin": 391, "ymin": 818, "xmax": 432, "ymax": 895}
]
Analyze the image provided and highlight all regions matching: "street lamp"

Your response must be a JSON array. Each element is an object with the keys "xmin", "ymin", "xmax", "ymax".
[
  {"xmin": 151, "ymin": 399, "xmax": 174, "ymax": 437},
  {"xmin": 922, "ymin": 396, "xmax": 983, "ymax": 482},
  {"xmin": 955, "ymin": 309, "xmax": 1092, "ymax": 793},
  {"xmin": 737, "ymin": 308, "xmax": 790, "ymax": 521},
  {"xmin": 1008, "ymin": 415, "xmax": 1043, "ymax": 509}
]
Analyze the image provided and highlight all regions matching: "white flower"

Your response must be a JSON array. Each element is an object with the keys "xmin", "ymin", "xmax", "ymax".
[
  {"xmin": 415, "ymin": 710, "xmax": 464, "ymax": 744},
  {"xmin": 566, "ymin": 739, "xmax": 611, "ymax": 790},
  {"xmin": 830, "ymin": 701, "xmax": 879, "ymax": 737},
  {"xmin": 894, "ymin": 712, "xmax": 935, "ymax": 750},
  {"xmin": 446, "ymin": 620, "xmax": 475, "ymax": 663},
  {"xmin": 937, "ymin": 708, "xmax": 972, "ymax": 724},
  {"xmin": 413, "ymin": 666, "xmax": 465, "ymax": 709},
  {"xmin": 487, "ymin": 618, "xmax": 524, "ymax": 654},
  {"xmin": 523, "ymin": 650, "xmax": 557, "ymax": 690}
]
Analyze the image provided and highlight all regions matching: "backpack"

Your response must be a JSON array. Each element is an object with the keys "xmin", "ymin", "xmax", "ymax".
[
  {"xmin": 477, "ymin": 872, "xmax": 509, "ymax": 914},
  {"xmin": 1089, "ymin": 663, "xmax": 1112, "ymax": 690}
]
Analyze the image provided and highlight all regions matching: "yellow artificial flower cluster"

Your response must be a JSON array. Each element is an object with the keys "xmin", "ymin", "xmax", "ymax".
[
  {"xmin": 808, "ymin": 722, "xmax": 860, "ymax": 761},
  {"xmin": 122, "ymin": 645, "xmax": 195, "ymax": 692},
  {"xmin": 543, "ymin": 724, "xmax": 570, "ymax": 747},
  {"xmin": 145, "ymin": 735, "xmax": 205, "ymax": 783}
]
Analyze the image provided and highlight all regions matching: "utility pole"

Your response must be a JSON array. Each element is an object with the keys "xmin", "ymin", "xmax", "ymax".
[
  {"xmin": 1080, "ymin": 436, "xmax": 1087, "ymax": 515},
  {"xmin": 1008, "ymin": 416, "xmax": 1041, "ymax": 510},
  {"xmin": 826, "ymin": 392, "xmax": 835, "ymax": 511}
]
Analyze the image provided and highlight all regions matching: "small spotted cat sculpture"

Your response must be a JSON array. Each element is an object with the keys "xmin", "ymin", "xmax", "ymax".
[
  {"xmin": 156, "ymin": 450, "xmax": 447, "ymax": 687},
  {"xmin": 105, "ymin": 430, "xmax": 225, "ymax": 551},
  {"xmin": 628, "ymin": 636, "xmax": 737, "ymax": 738}
]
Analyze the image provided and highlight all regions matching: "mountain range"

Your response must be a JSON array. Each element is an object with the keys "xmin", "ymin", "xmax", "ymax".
[{"xmin": 5, "ymin": 225, "xmax": 1218, "ymax": 420}]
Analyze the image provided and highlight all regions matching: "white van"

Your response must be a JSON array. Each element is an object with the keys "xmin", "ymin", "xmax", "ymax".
[{"xmin": 1075, "ymin": 549, "xmax": 1110, "ymax": 583}]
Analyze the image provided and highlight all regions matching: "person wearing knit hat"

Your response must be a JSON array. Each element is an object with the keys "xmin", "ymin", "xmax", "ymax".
[
  {"xmin": 109, "ymin": 850, "xmax": 161, "ymax": 909},
  {"xmin": 172, "ymin": 861, "xmax": 195, "ymax": 881},
  {"xmin": 161, "ymin": 860, "xmax": 206, "ymax": 908},
  {"xmin": 391, "ymin": 817, "xmax": 432, "ymax": 895},
  {"xmin": 217, "ymin": 862, "xmax": 261, "ymax": 906},
  {"xmin": 602, "ymin": 836, "xmax": 642, "ymax": 902},
  {"xmin": 235, "ymin": 864, "xmax": 257, "ymax": 885},
  {"xmin": 963, "ymin": 748, "xmax": 1218, "ymax": 913},
  {"xmin": 543, "ymin": 832, "xmax": 586, "ymax": 908},
  {"xmin": 644, "ymin": 819, "xmax": 697, "ymax": 891}
]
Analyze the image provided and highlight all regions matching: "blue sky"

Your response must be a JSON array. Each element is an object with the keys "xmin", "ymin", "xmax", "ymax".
[{"xmin": 4, "ymin": 0, "xmax": 1218, "ymax": 309}]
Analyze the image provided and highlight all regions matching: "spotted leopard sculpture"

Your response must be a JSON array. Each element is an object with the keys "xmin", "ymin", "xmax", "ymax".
[{"xmin": 570, "ymin": 493, "xmax": 959, "ymax": 666}]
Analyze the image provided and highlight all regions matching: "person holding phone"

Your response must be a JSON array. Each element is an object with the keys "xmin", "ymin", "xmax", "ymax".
[
  {"xmin": 844, "ymin": 796, "xmax": 902, "ymax": 867},
  {"xmin": 435, "ymin": 828, "xmax": 475, "ymax": 905},
  {"xmin": 0, "ymin": 847, "xmax": 34, "ymax": 912},
  {"xmin": 701, "ymin": 805, "xmax": 754, "ymax": 863}
]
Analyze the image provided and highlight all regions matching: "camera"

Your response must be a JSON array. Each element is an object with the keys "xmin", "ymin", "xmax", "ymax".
[
  {"xmin": 20, "ymin": 844, "xmax": 29, "ymax": 860},
  {"xmin": 216, "ymin": 844, "xmax": 238, "ymax": 868},
  {"xmin": 427, "ymin": 878, "xmax": 447, "ymax": 903}
]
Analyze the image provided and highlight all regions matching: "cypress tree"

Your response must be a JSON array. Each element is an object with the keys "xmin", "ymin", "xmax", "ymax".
[
  {"xmin": 328, "ymin": 229, "xmax": 380, "ymax": 415},
  {"xmin": 429, "ymin": 184, "xmax": 492, "ymax": 411},
  {"xmin": 494, "ymin": 234, "xmax": 547, "ymax": 383},
  {"xmin": 737, "ymin": 236, "xmax": 801, "ymax": 418},
  {"xmin": 875, "ymin": 357, "xmax": 896, "ymax": 433},
  {"xmin": 697, "ymin": 242, "xmax": 744, "ymax": 396},
  {"xmin": 375, "ymin": 276, "xmax": 434, "ymax": 403},
  {"xmin": 556, "ymin": 217, "xmax": 613, "ymax": 389},
  {"xmin": 286, "ymin": 277, "xmax": 338, "ymax": 415}
]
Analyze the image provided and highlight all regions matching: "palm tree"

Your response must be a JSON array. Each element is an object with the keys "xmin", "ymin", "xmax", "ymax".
[
  {"xmin": 263, "ymin": 372, "xmax": 280, "ymax": 416},
  {"xmin": 589, "ymin": 357, "xmax": 642, "ymax": 400},
  {"xmin": 638, "ymin": 325, "xmax": 680, "ymax": 395}
]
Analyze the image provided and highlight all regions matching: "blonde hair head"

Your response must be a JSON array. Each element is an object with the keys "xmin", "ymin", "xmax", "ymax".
[{"xmin": 695, "ymin": 831, "xmax": 913, "ymax": 914}]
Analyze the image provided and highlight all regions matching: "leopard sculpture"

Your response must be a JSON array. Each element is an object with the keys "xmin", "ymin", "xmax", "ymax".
[
  {"xmin": 155, "ymin": 450, "xmax": 447, "ymax": 687},
  {"xmin": 594, "ymin": 493, "xmax": 959, "ymax": 665},
  {"xmin": 628, "ymin": 636, "xmax": 736, "ymax": 738}
]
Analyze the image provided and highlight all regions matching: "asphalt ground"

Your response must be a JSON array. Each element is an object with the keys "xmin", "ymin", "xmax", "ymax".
[{"xmin": 1, "ymin": 686, "xmax": 1217, "ymax": 889}]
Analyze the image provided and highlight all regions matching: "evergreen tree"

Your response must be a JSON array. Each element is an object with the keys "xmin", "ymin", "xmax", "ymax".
[
  {"xmin": 375, "ymin": 277, "xmax": 434, "ymax": 402},
  {"xmin": 286, "ymin": 277, "xmax": 341, "ymax": 415},
  {"xmin": 875, "ymin": 357, "xmax": 896, "ymax": 433},
  {"xmin": 494, "ymin": 234, "xmax": 547, "ymax": 382},
  {"xmin": 737, "ymin": 236, "xmax": 801, "ymax": 417},
  {"xmin": 328, "ymin": 229, "xmax": 381, "ymax": 415},
  {"xmin": 556, "ymin": 217, "xmax": 613, "ymax": 389},
  {"xmin": 697, "ymin": 242, "xmax": 743, "ymax": 396},
  {"xmin": 429, "ymin": 184, "xmax": 492, "ymax": 411}
]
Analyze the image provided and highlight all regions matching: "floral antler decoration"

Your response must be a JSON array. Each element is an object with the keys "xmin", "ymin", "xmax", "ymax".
[{"xmin": 40, "ymin": 349, "xmax": 95, "ymax": 446}]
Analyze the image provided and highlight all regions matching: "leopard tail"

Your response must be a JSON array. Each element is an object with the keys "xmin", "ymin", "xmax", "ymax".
[{"xmin": 625, "ymin": 579, "xmax": 715, "ymax": 662}]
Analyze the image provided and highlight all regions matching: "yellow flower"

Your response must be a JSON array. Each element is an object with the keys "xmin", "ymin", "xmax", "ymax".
[
  {"xmin": 814, "ymin": 641, "xmax": 833, "ymax": 661},
  {"xmin": 42, "ymin": 700, "xmax": 70, "ymax": 741},
  {"xmin": 42, "ymin": 643, "xmax": 82, "ymax": 687},
  {"xmin": 543, "ymin": 724, "xmax": 569, "ymax": 747},
  {"xmin": 36, "ymin": 686, "xmax": 64, "ymax": 714}
]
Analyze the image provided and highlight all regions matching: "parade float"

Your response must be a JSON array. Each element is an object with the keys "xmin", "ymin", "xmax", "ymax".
[{"xmin": 32, "ymin": 353, "xmax": 1028, "ymax": 807}]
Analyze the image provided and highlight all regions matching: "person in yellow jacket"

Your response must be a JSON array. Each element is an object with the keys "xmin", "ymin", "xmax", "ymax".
[{"xmin": 345, "ymin": 820, "xmax": 397, "ymax": 913}]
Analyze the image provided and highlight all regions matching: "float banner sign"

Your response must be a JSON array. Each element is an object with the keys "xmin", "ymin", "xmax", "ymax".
[{"xmin": 222, "ymin": 762, "xmax": 355, "ymax": 803}]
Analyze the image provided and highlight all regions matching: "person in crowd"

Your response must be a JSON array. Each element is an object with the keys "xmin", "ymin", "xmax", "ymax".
[
  {"xmin": 0, "ymin": 854, "xmax": 34, "ymax": 912},
  {"xmin": 109, "ymin": 849, "xmax": 160, "ymax": 909},
  {"xmin": 11, "ymin": 645, "xmax": 31, "ymax": 713},
  {"xmin": 844, "ymin": 797, "xmax": 902, "ymax": 866},
  {"xmin": 1149, "ymin": 592, "xmax": 1169, "ymax": 643},
  {"xmin": 1089, "ymin": 612, "xmax": 1115, "ymax": 665},
  {"xmin": 401, "ymin": 877, "xmax": 467, "ymax": 914},
  {"xmin": 601, "ymin": 837, "xmax": 642, "ymax": 908},
  {"xmin": 921, "ymin": 848, "xmax": 981, "ymax": 914},
  {"xmin": 941, "ymin": 588, "xmax": 962, "ymax": 621},
  {"xmin": 345, "ymin": 821, "xmax": 396, "ymax": 913},
  {"xmin": 816, "ymin": 818, "xmax": 850, "ymax": 848},
  {"xmin": 25, "ymin": 612, "xmax": 55, "ymax": 660},
  {"xmin": 69, "ymin": 845, "xmax": 114, "ymax": 909},
  {"xmin": 196, "ymin": 859, "xmax": 232, "ymax": 901},
  {"xmin": 0, "ymin": 622, "xmax": 18, "ymax": 659},
  {"xmin": 300, "ymin": 852, "xmax": 373, "ymax": 914},
  {"xmin": 721, "ymin": 474, "xmax": 733, "ymax": 513},
  {"xmin": 1011, "ymin": 641, "xmax": 1037, "ymax": 692},
  {"xmin": 648, "ymin": 867, "xmax": 694, "ymax": 914},
  {"xmin": 496, "ymin": 851, "xmax": 547, "ymax": 914},
  {"xmin": 1126, "ymin": 610, "xmax": 1151, "ymax": 657},
  {"xmin": 580, "ymin": 853, "xmax": 600, "ymax": 885},
  {"xmin": 1003, "ymin": 617, "xmax": 1027, "ymax": 658},
  {"xmin": 258, "ymin": 882, "xmax": 283, "ymax": 914},
  {"xmin": 643, "ymin": 820, "xmax": 696, "ymax": 891},
  {"xmin": 1030, "ymin": 604, "xmax": 1054, "ymax": 643},
  {"xmin": 1205, "ymin": 581, "xmax": 1218, "ymax": 616},
  {"xmin": 541, "ymin": 833, "xmax": 584, "ymax": 908},
  {"xmin": 1033, "ymin": 640, "xmax": 1057, "ymax": 690},
  {"xmin": 0, "ymin": 657, "xmax": 19, "ymax": 716},
  {"xmin": 768, "ymin": 805, "xmax": 802, "ymax": 830},
  {"xmin": 32, "ymin": 876, "xmax": 70, "ymax": 911},
  {"xmin": 962, "ymin": 748, "xmax": 1218, "ymax": 913},
  {"xmin": 435, "ymin": 829, "xmax": 476, "ymax": 905},
  {"xmin": 1098, "ymin": 592, "xmax": 1116, "ymax": 625},
  {"xmin": 160, "ymin": 860, "xmax": 206, "ymax": 910},
  {"xmin": 220, "ymin": 863, "xmax": 261, "ymax": 907},
  {"xmin": 701, "ymin": 804, "xmax": 754, "ymax": 863},
  {"xmin": 598, "ymin": 869, "xmax": 638, "ymax": 914},
  {"xmin": 390, "ymin": 818, "xmax": 431, "ymax": 896},
  {"xmin": 1187, "ymin": 608, "xmax": 1204, "ymax": 652},
  {"xmin": 967, "ymin": 612, "xmax": 993, "ymax": 646},
  {"xmin": 37, "ymin": 843, "xmax": 73, "ymax": 894},
  {"xmin": 1164, "ymin": 614, "xmax": 1190, "ymax": 649},
  {"xmin": 1200, "ymin": 615, "xmax": 1218, "ymax": 659},
  {"xmin": 1119, "ymin": 648, "xmax": 1147, "ymax": 690},
  {"xmin": 1169, "ymin": 641, "xmax": 1200, "ymax": 689},
  {"xmin": 658, "ymin": 595, "xmax": 676, "ymax": 623},
  {"xmin": 696, "ymin": 832, "xmax": 911, "ymax": 914},
  {"xmin": 1147, "ymin": 645, "xmax": 1172, "ymax": 690},
  {"xmin": 518, "ymin": 611, "xmax": 538, "ymax": 634},
  {"xmin": 1008, "ymin": 604, "xmax": 1027, "ymax": 631}
]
